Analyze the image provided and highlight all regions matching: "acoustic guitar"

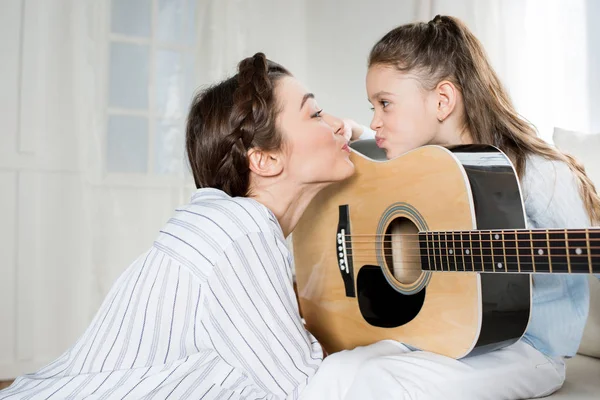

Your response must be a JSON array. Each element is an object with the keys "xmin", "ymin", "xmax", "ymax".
[{"xmin": 292, "ymin": 141, "xmax": 599, "ymax": 359}]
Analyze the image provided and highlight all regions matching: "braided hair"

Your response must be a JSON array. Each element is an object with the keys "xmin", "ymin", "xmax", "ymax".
[{"xmin": 186, "ymin": 53, "xmax": 291, "ymax": 197}]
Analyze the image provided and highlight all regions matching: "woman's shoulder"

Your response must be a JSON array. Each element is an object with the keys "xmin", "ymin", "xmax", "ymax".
[
  {"xmin": 181, "ymin": 189, "xmax": 277, "ymax": 240},
  {"xmin": 154, "ymin": 189, "xmax": 282, "ymax": 270}
]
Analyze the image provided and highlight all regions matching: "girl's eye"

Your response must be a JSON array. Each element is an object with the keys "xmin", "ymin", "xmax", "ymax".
[
  {"xmin": 311, "ymin": 109, "xmax": 323, "ymax": 118},
  {"xmin": 370, "ymin": 107, "xmax": 375, "ymax": 112},
  {"xmin": 381, "ymin": 100, "xmax": 389, "ymax": 108}
]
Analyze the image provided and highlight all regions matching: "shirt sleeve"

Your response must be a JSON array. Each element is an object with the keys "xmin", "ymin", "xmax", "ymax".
[{"xmin": 199, "ymin": 231, "xmax": 323, "ymax": 398}]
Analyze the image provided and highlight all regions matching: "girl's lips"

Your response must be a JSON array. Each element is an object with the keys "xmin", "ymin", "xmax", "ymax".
[
  {"xmin": 342, "ymin": 143, "xmax": 351, "ymax": 153},
  {"xmin": 375, "ymin": 137, "xmax": 385, "ymax": 147}
]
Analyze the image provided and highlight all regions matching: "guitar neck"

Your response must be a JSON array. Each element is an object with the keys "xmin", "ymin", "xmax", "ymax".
[{"xmin": 418, "ymin": 228, "xmax": 600, "ymax": 274}]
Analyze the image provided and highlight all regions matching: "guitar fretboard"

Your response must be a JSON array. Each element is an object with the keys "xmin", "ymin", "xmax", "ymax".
[{"xmin": 418, "ymin": 229, "xmax": 600, "ymax": 274}]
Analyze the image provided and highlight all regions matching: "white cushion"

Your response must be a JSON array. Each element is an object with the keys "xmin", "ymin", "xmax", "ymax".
[
  {"xmin": 553, "ymin": 127, "xmax": 600, "ymax": 187},
  {"xmin": 544, "ymin": 355, "xmax": 600, "ymax": 399},
  {"xmin": 553, "ymin": 127, "xmax": 600, "ymax": 358}
]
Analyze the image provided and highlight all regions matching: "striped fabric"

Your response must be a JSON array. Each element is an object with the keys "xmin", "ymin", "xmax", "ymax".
[{"xmin": 0, "ymin": 189, "xmax": 322, "ymax": 399}]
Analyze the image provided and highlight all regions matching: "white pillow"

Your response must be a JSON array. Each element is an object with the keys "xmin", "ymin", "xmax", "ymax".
[
  {"xmin": 553, "ymin": 127, "xmax": 600, "ymax": 186},
  {"xmin": 553, "ymin": 127, "xmax": 600, "ymax": 358}
]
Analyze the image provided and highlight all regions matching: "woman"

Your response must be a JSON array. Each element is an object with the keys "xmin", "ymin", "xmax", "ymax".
[
  {"xmin": 306, "ymin": 15, "xmax": 600, "ymax": 400},
  {"xmin": 0, "ymin": 53, "xmax": 354, "ymax": 399}
]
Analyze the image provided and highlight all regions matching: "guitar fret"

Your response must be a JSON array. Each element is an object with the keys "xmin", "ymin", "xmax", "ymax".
[
  {"xmin": 491, "ymin": 230, "xmax": 505, "ymax": 272},
  {"xmin": 425, "ymin": 232, "xmax": 432, "ymax": 271},
  {"xmin": 567, "ymin": 230, "xmax": 588, "ymax": 273},
  {"xmin": 517, "ymin": 232, "xmax": 534, "ymax": 272},
  {"xmin": 587, "ymin": 230, "xmax": 593, "ymax": 274},
  {"xmin": 419, "ymin": 233, "xmax": 430, "ymax": 271},
  {"xmin": 435, "ymin": 232, "xmax": 443, "ymax": 271},
  {"xmin": 530, "ymin": 231, "xmax": 536, "ymax": 272},
  {"xmin": 471, "ymin": 232, "xmax": 483, "ymax": 272},
  {"xmin": 501, "ymin": 231, "xmax": 508, "ymax": 272},
  {"xmin": 565, "ymin": 229, "xmax": 571, "ymax": 273},
  {"xmin": 546, "ymin": 230, "xmax": 553, "ymax": 273},
  {"xmin": 532, "ymin": 231, "xmax": 549, "ymax": 272},
  {"xmin": 480, "ymin": 231, "xmax": 492, "ymax": 271},
  {"xmin": 548, "ymin": 230, "xmax": 568, "ymax": 273},
  {"xmin": 469, "ymin": 231, "xmax": 475, "ymax": 271},
  {"xmin": 515, "ymin": 230, "xmax": 521, "ymax": 272},
  {"xmin": 461, "ymin": 232, "xmax": 473, "ymax": 272},
  {"xmin": 503, "ymin": 230, "xmax": 518, "ymax": 273},
  {"xmin": 444, "ymin": 232, "xmax": 453, "ymax": 271},
  {"xmin": 450, "ymin": 232, "xmax": 458, "ymax": 271},
  {"xmin": 454, "ymin": 232, "xmax": 464, "ymax": 271},
  {"xmin": 430, "ymin": 232, "xmax": 438, "ymax": 271},
  {"xmin": 489, "ymin": 231, "xmax": 496, "ymax": 272}
]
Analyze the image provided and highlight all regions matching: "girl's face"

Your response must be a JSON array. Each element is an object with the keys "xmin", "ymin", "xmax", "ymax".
[{"xmin": 366, "ymin": 65, "xmax": 442, "ymax": 159}]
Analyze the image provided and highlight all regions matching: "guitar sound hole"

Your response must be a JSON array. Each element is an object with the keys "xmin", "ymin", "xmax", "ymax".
[{"xmin": 384, "ymin": 218, "xmax": 423, "ymax": 285}]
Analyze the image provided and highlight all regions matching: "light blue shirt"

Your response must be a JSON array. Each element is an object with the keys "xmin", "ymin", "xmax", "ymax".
[{"xmin": 520, "ymin": 154, "xmax": 598, "ymax": 357}]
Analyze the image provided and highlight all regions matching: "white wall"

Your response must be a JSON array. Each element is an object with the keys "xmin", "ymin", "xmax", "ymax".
[{"xmin": 305, "ymin": 0, "xmax": 419, "ymax": 125}]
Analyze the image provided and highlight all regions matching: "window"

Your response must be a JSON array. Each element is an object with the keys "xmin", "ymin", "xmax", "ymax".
[{"xmin": 106, "ymin": 0, "xmax": 197, "ymax": 177}]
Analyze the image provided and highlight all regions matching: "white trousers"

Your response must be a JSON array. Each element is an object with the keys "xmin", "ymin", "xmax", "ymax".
[{"xmin": 300, "ymin": 340, "xmax": 565, "ymax": 400}]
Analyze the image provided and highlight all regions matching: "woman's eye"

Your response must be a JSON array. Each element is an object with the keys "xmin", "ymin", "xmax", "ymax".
[
  {"xmin": 311, "ymin": 109, "xmax": 323, "ymax": 118},
  {"xmin": 380, "ymin": 100, "xmax": 389, "ymax": 108},
  {"xmin": 369, "ymin": 107, "xmax": 375, "ymax": 112}
]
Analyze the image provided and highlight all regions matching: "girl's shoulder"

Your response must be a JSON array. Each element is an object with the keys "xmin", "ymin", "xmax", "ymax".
[{"xmin": 522, "ymin": 154, "xmax": 590, "ymax": 228}]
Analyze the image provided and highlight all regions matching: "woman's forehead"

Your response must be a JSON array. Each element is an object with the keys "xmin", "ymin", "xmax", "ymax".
[{"xmin": 276, "ymin": 77, "xmax": 312, "ymax": 110}]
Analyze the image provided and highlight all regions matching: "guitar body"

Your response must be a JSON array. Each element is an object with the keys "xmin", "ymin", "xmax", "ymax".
[{"xmin": 293, "ymin": 142, "xmax": 531, "ymax": 359}]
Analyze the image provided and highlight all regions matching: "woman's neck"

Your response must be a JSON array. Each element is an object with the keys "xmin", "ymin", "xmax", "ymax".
[{"xmin": 250, "ymin": 180, "xmax": 327, "ymax": 237}]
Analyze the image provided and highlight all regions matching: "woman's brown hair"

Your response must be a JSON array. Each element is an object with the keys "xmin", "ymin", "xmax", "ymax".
[
  {"xmin": 369, "ymin": 15, "xmax": 600, "ymax": 223},
  {"xmin": 186, "ymin": 52, "xmax": 290, "ymax": 197}
]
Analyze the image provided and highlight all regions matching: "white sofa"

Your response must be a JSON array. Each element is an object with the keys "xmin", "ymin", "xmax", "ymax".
[{"xmin": 544, "ymin": 128, "xmax": 600, "ymax": 399}]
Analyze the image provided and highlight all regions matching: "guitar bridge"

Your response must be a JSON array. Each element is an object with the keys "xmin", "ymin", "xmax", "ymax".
[{"xmin": 337, "ymin": 205, "xmax": 355, "ymax": 297}]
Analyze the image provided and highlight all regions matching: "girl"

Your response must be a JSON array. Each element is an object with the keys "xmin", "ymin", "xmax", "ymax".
[
  {"xmin": 0, "ymin": 53, "xmax": 354, "ymax": 399},
  {"xmin": 307, "ymin": 15, "xmax": 599, "ymax": 400}
]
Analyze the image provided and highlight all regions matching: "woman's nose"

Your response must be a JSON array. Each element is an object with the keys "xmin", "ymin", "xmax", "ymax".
[{"xmin": 323, "ymin": 113, "xmax": 344, "ymax": 135}]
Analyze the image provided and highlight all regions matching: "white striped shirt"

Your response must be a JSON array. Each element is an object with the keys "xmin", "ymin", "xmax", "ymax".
[{"xmin": 0, "ymin": 189, "xmax": 323, "ymax": 399}]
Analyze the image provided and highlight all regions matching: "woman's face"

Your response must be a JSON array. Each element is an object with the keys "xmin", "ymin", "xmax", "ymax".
[
  {"xmin": 275, "ymin": 76, "xmax": 355, "ymax": 186},
  {"xmin": 366, "ymin": 65, "xmax": 441, "ymax": 159}
]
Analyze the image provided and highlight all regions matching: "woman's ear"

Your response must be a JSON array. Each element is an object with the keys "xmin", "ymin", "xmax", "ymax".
[
  {"xmin": 436, "ymin": 80, "xmax": 458, "ymax": 122},
  {"xmin": 247, "ymin": 148, "xmax": 283, "ymax": 177}
]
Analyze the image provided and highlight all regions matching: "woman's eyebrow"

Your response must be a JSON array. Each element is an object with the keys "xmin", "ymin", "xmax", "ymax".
[{"xmin": 300, "ymin": 93, "xmax": 315, "ymax": 110}]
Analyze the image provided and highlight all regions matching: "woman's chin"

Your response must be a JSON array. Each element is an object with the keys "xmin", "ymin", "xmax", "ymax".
[{"xmin": 340, "ymin": 159, "xmax": 356, "ymax": 180}]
